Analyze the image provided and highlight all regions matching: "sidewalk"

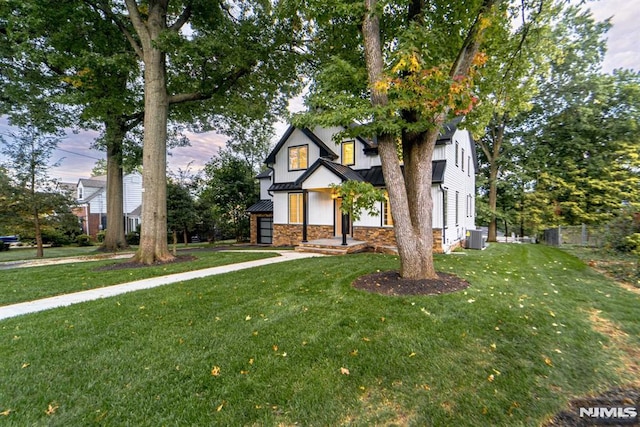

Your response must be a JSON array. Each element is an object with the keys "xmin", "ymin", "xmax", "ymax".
[{"xmin": 0, "ymin": 250, "xmax": 324, "ymax": 321}]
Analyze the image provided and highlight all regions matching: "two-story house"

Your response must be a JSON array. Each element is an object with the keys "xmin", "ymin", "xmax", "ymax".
[
  {"xmin": 74, "ymin": 172, "xmax": 143, "ymax": 238},
  {"xmin": 247, "ymin": 119, "xmax": 477, "ymax": 253}
]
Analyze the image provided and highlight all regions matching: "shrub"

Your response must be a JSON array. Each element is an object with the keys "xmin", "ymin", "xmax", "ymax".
[
  {"xmin": 76, "ymin": 234, "xmax": 93, "ymax": 247},
  {"xmin": 96, "ymin": 230, "xmax": 106, "ymax": 243},
  {"xmin": 603, "ymin": 208, "xmax": 640, "ymax": 253},
  {"xmin": 125, "ymin": 231, "xmax": 140, "ymax": 246}
]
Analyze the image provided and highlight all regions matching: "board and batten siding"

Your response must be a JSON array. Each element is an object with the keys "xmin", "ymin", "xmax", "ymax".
[{"xmin": 273, "ymin": 128, "xmax": 322, "ymax": 183}]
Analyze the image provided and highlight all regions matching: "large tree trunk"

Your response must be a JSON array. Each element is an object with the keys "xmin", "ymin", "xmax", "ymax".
[
  {"xmin": 363, "ymin": 0, "xmax": 496, "ymax": 279},
  {"xmin": 363, "ymin": 0, "xmax": 436, "ymax": 279},
  {"xmin": 127, "ymin": 0, "xmax": 173, "ymax": 264},
  {"xmin": 101, "ymin": 120, "xmax": 128, "ymax": 251},
  {"xmin": 485, "ymin": 119, "xmax": 504, "ymax": 242}
]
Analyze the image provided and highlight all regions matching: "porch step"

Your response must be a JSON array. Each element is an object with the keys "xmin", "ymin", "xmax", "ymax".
[{"xmin": 295, "ymin": 239, "xmax": 369, "ymax": 255}]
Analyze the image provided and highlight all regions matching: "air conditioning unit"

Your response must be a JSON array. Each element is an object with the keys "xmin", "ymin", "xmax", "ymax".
[{"xmin": 465, "ymin": 229, "xmax": 485, "ymax": 250}]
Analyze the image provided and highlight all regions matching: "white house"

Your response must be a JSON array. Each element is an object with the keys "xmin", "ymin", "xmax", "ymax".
[
  {"xmin": 247, "ymin": 119, "xmax": 477, "ymax": 253},
  {"xmin": 74, "ymin": 172, "xmax": 143, "ymax": 238}
]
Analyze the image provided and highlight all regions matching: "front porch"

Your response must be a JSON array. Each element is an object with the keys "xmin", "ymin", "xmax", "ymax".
[{"xmin": 295, "ymin": 237, "xmax": 370, "ymax": 255}]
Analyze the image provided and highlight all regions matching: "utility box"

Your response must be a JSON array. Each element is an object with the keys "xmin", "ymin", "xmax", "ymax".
[{"xmin": 465, "ymin": 230, "xmax": 485, "ymax": 250}]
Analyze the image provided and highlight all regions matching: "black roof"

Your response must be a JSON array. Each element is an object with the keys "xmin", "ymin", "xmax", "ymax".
[
  {"xmin": 247, "ymin": 199, "xmax": 273, "ymax": 213},
  {"xmin": 436, "ymin": 116, "xmax": 464, "ymax": 145},
  {"xmin": 268, "ymin": 182, "xmax": 301, "ymax": 192},
  {"xmin": 356, "ymin": 160, "xmax": 447, "ymax": 186},
  {"xmin": 255, "ymin": 169, "xmax": 272, "ymax": 179},
  {"xmin": 295, "ymin": 158, "xmax": 365, "ymax": 186}
]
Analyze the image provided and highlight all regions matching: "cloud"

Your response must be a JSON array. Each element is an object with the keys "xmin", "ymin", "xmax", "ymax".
[{"xmin": 584, "ymin": 0, "xmax": 640, "ymax": 72}]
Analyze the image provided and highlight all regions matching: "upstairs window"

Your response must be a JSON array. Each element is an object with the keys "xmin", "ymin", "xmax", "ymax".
[
  {"xmin": 288, "ymin": 145, "xmax": 308, "ymax": 171},
  {"xmin": 455, "ymin": 142, "xmax": 459, "ymax": 166},
  {"xmin": 78, "ymin": 186, "xmax": 83, "ymax": 200},
  {"xmin": 341, "ymin": 141, "xmax": 355, "ymax": 166},
  {"xmin": 461, "ymin": 148, "xmax": 465, "ymax": 171}
]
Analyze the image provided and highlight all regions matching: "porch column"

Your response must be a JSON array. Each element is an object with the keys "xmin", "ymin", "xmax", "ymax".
[
  {"xmin": 341, "ymin": 212, "xmax": 349, "ymax": 245},
  {"xmin": 302, "ymin": 190, "xmax": 308, "ymax": 242}
]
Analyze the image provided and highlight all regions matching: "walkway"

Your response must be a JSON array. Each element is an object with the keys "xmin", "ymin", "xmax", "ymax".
[{"xmin": 0, "ymin": 250, "xmax": 324, "ymax": 321}]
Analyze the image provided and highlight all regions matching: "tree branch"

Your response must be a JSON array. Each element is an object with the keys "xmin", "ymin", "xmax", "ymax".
[
  {"xmin": 169, "ymin": 4, "xmax": 192, "ymax": 32},
  {"xmin": 450, "ymin": 0, "xmax": 498, "ymax": 79},
  {"xmin": 84, "ymin": 0, "xmax": 145, "ymax": 60}
]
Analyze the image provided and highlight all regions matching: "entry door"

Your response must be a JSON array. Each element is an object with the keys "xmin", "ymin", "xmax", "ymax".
[{"xmin": 258, "ymin": 217, "xmax": 273, "ymax": 244}]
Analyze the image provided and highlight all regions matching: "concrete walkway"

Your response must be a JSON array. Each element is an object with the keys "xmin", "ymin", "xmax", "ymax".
[{"xmin": 0, "ymin": 250, "xmax": 324, "ymax": 321}]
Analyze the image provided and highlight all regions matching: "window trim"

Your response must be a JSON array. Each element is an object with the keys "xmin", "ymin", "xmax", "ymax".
[
  {"xmin": 288, "ymin": 144, "xmax": 309, "ymax": 171},
  {"xmin": 341, "ymin": 140, "xmax": 355, "ymax": 166},
  {"xmin": 288, "ymin": 192, "xmax": 304, "ymax": 224}
]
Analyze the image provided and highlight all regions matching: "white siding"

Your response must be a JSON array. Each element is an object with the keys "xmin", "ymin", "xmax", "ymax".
[
  {"xmin": 259, "ymin": 177, "xmax": 271, "ymax": 200},
  {"xmin": 123, "ymin": 172, "xmax": 142, "ymax": 214},
  {"xmin": 301, "ymin": 166, "xmax": 342, "ymax": 190},
  {"xmin": 273, "ymin": 128, "xmax": 321, "ymax": 183},
  {"xmin": 354, "ymin": 203, "xmax": 383, "ymax": 227},
  {"xmin": 308, "ymin": 191, "xmax": 333, "ymax": 225},
  {"xmin": 273, "ymin": 192, "xmax": 290, "ymax": 224}
]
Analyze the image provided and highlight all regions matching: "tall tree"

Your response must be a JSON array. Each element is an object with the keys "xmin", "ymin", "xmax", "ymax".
[
  {"xmin": 90, "ymin": 0, "xmax": 302, "ymax": 264},
  {"xmin": 0, "ymin": 127, "xmax": 65, "ymax": 257},
  {"xmin": 1, "ymin": 0, "xmax": 144, "ymax": 252},
  {"xmin": 302, "ymin": 0, "xmax": 502, "ymax": 279}
]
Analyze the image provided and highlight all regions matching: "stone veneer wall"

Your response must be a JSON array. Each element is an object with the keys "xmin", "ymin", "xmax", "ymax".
[
  {"xmin": 249, "ymin": 213, "xmax": 273, "ymax": 245},
  {"xmin": 353, "ymin": 226, "xmax": 445, "ymax": 253},
  {"xmin": 274, "ymin": 223, "xmax": 446, "ymax": 252},
  {"xmin": 272, "ymin": 224, "xmax": 334, "ymax": 247}
]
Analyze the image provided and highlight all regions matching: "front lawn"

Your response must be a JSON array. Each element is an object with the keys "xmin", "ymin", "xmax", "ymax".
[
  {"xmin": 1, "ymin": 244, "xmax": 638, "ymax": 425},
  {"xmin": 0, "ymin": 249, "xmax": 277, "ymax": 306}
]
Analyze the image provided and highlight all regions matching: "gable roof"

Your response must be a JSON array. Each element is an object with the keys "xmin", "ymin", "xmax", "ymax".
[
  {"xmin": 295, "ymin": 158, "xmax": 365, "ymax": 187},
  {"xmin": 78, "ymin": 176, "xmax": 107, "ymax": 188},
  {"xmin": 436, "ymin": 116, "xmax": 465, "ymax": 145},
  {"xmin": 265, "ymin": 125, "xmax": 338, "ymax": 164},
  {"xmin": 256, "ymin": 169, "xmax": 272, "ymax": 179}
]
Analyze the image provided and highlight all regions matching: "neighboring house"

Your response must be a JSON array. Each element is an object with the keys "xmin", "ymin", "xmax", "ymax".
[
  {"xmin": 74, "ymin": 172, "xmax": 143, "ymax": 238},
  {"xmin": 247, "ymin": 119, "xmax": 477, "ymax": 253}
]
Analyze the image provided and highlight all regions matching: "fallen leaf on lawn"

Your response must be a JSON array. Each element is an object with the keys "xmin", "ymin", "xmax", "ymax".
[
  {"xmin": 340, "ymin": 367, "xmax": 350, "ymax": 375},
  {"xmin": 272, "ymin": 345, "xmax": 278, "ymax": 352},
  {"xmin": 409, "ymin": 352, "xmax": 416, "ymax": 357},
  {"xmin": 421, "ymin": 384, "xmax": 431, "ymax": 391},
  {"xmin": 245, "ymin": 315, "xmax": 251, "ymax": 321},
  {"xmin": 249, "ymin": 358, "xmax": 254, "ymax": 365},
  {"xmin": 1, "ymin": 409, "xmax": 11, "ymax": 416},
  {"xmin": 45, "ymin": 403, "xmax": 59, "ymax": 416},
  {"xmin": 554, "ymin": 349, "xmax": 562, "ymax": 354},
  {"xmin": 240, "ymin": 370, "xmax": 249, "ymax": 375},
  {"xmin": 21, "ymin": 362, "xmax": 30, "ymax": 369},
  {"xmin": 543, "ymin": 356, "xmax": 553, "ymax": 366},
  {"xmin": 216, "ymin": 401, "xmax": 225, "ymax": 412},
  {"xmin": 350, "ymin": 349, "xmax": 358, "ymax": 356},
  {"xmin": 492, "ymin": 369, "xmax": 501, "ymax": 376},
  {"xmin": 211, "ymin": 366, "xmax": 221, "ymax": 376},
  {"xmin": 490, "ymin": 343, "xmax": 497, "ymax": 350},
  {"xmin": 362, "ymin": 337, "xmax": 370, "ymax": 342},
  {"xmin": 548, "ymin": 310, "xmax": 555, "ymax": 317},
  {"xmin": 487, "ymin": 374, "xmax": 495, "ymax": 382}
]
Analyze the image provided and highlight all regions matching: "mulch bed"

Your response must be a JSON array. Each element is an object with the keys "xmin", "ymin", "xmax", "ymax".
[
  {"xmin": 94, "ymin": 255, "xmax": 197, "ymax": 271},
  {"xmin": 546, "ymin": 386, "xmax": 640, "ymax": 426},
  {"xmin": 352, "ymin": 270, "xmax": 470, "ymax": 296}
]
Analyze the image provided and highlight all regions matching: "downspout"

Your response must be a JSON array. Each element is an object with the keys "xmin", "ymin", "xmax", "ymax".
[
  {"xmin": 439, "ymin": 185, "xmax": 446, "ymax": 245},
  {"xmin": 266, "ymin": 165, "xmax": 275, "ymax": 197}
]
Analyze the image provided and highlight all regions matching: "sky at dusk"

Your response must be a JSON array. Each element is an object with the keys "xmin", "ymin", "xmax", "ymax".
[{"xmin": 0, "ymin": 0, "xmax": 638, "ymax": 184}]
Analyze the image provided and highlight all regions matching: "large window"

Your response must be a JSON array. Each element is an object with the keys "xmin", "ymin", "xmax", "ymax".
[
  {"xmin": 455, "ymin": 142, "xmax": 459, "ymax": 166},
  {"xmin": 461, "ymin": 148, "xmax": 465, "ymax": 171},
  {"xmin": 289, "ymin": 193, "xmax": 303, "ymax": 224},
  {"xmin": 342, "ymin": 141, "xmax": 355, "ymax": 166},
  {"xmin": 288, "ymin": 145, "xmax": 308, "ymax": 170},
  {"xmin": 382, "ymin": 192, "xmax": 393, "ymax": 226}
]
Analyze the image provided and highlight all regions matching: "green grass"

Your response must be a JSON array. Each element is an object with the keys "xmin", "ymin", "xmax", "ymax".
[
  {"xmin": 1, "ymin": 244, "xmax": 638, "ymax": 426},
  {"xmin": 0, "ymin": 246, "xmax": 113, "ymax": 262},
  {"xmin": 0, "ymin": 249, "xmax": 277, "ymax": 306}
]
